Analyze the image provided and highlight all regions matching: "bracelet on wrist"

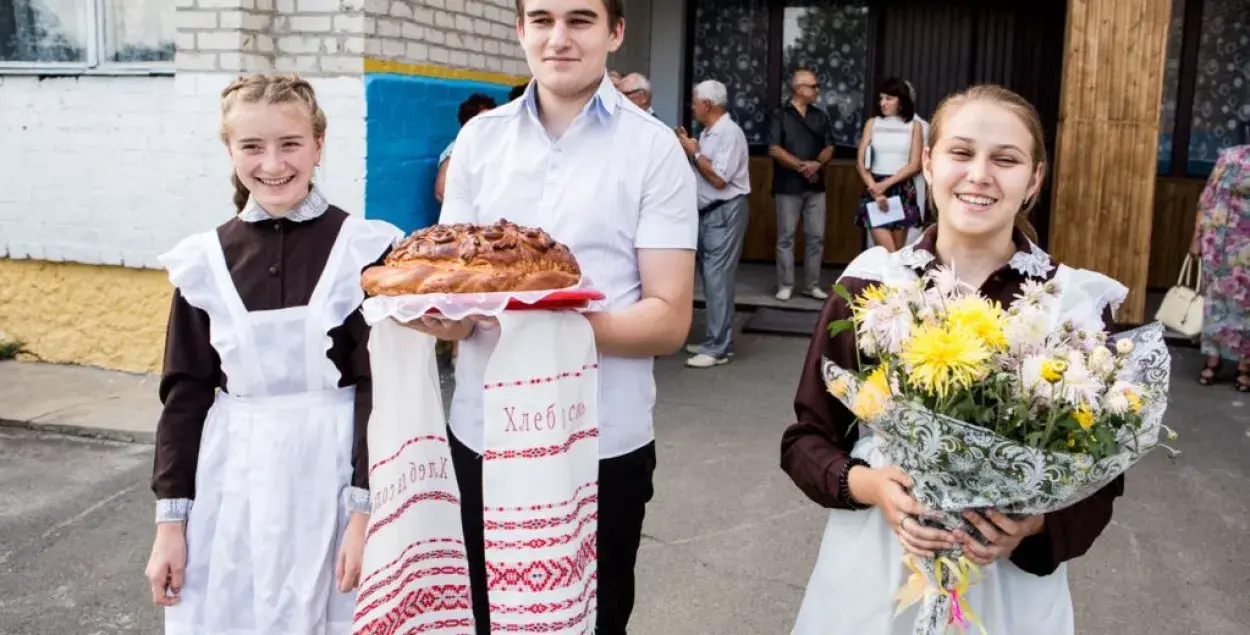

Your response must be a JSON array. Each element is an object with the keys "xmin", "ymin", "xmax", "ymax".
[{"xmin": 837, "ymin": 458, "xmax": 872, "ymax": 510}]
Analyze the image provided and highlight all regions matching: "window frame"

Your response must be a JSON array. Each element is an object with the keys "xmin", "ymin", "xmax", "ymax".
[
  {"xmin": 0, "ymin": 0, "xmax": 174, "ymax": 76},
  {"xmin": 683, "ymin": 0, "xmax": 878, "ymax": 157}
]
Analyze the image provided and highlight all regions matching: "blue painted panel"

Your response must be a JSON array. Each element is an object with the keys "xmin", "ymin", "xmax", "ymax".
[{"xmin": 364, "ymin": 73, "xmax": 513, "ymax": 233}]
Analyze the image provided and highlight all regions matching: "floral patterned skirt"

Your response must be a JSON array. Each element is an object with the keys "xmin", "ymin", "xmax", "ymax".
[{"xmin": 855, "ymin": 173, "xmax": 923, "ymax": 229}]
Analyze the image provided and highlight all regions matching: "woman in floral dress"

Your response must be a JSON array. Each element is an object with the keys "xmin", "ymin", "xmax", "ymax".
[{"xmin": 1193, "ymin": 145, "xmax": 1250, "ymax": 391}]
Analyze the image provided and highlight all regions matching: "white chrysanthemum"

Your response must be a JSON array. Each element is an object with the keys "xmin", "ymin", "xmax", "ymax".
[
  {"xmin": 859, "ymin": 328, "xmax": 879, "ymax": 357},
  {"xmin": 893, "ymin": 279, "xmax": 925, "ymax": 309},
  {"xmin": 871, "ymin": 295, "xmax": 915, "ymax": 355},
  {"xmin": 1003, "ymin": 305, "xmax": 1051, "ymax": 355},
  {"xmin": 1116, "ymin": 338, "xmax": 1134, "ymax": 356},
  {"xmin": 927, "ymin": 265, "xmax": 971, "ymax": 299},
  {"xmin": 1014, "ymin": 279, "xmax": 1056, "ymax": 309},
  {"xmin": 1019, "ymin": 355, "xmax": 1054, "ymax": 403},
  {"xmin": 1104, "ymin": 380, "xmax": 1143, "ymax": 415},
  {"xmin": 1059, "ymin": 350, "xmax": 1103, "ymax": 409},
  {"xmin": 1088, "ymin": 345, "xmax": 1116, "ymax": 378}
]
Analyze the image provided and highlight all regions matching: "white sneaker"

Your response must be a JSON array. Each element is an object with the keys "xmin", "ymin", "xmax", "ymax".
[
  {"xmin": 685, "ymin": 344, "xmax": 734, "ymax": 357},
  {"xmin": 685, "ymin": 353, "xmax": 729, "ymax": 368},
  {"xmin": 775, "ymin": 287, "xmax": 793, "ymax": 301},
  {"xmin": 806, "ymin": 287, "xmax": 829, "ymax": 300}
]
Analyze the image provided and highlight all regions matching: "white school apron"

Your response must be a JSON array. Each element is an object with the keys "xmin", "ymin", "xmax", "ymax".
[
  {"xmin": 789, "ymin": 432, "xmax": 1075, "ymax": 635},
  {"xmin": 159, "ymin": 216, "xmax": 399, "ymax": 635}
]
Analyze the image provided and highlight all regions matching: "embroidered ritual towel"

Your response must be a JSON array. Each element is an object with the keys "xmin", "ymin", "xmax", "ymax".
[
  {"xmin": 481, "ymin": 311, "xmax": 600, "ymax": 633},
  {"xmin": 353, "ymin": 319, "xmax": 475, "ymax": 635}
]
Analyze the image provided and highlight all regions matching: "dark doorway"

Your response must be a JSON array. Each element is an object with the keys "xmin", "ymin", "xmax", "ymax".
[{"xmin": 869, "ymin": 0, "xmax": 1068, "ymax": 248}]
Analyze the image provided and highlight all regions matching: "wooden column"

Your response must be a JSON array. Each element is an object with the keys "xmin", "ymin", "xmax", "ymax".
[{"xmin": 1049, "ymin": 0, "xmax": 1173, "ymax": 324}]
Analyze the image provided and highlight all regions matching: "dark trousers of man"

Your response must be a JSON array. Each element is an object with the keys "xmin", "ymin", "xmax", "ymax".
[{"xmin": 449, "ymin": 429, "xmax": 657, "ymax": 635}]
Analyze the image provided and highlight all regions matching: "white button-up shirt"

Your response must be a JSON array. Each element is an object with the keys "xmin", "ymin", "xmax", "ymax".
[
  {"xmin": 440, "ymin": 74, "xmax": 699, "ymax": 458},
  {"xmin": 694, "ymin": 114, "xmax": 751, "ymax": 210}
]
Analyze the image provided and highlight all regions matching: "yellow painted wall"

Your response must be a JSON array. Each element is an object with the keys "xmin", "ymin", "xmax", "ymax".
[{"xmin": 0, "ymin": 259, "xmax": 171, "ymax": 373}]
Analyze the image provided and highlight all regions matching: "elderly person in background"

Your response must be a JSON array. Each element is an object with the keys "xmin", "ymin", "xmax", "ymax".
[
  {"xmin": 677, "ymin": 80, "xmax": 752, "ymax": 368},
  {"xmin": 1193, "ymin": 145, "xmax": 1250, "ymax": 391},
  {"xmin": 618, "ymin": 72, "xmax": 658, "ymax": 119},
  {"xmin": 768, "ymin": 68, "xmax": 836, "ymax": 301}
]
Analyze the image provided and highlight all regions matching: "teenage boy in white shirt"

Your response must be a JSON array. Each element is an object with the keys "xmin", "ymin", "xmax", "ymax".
[{"xmin": 405, "ymin": 0, "xmax": 699, "ymax": 633}]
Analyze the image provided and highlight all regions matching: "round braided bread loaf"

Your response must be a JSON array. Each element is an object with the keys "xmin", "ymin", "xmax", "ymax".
[{"xmin": 361, "ymin": 218, "xmax": 581, "ymax": 296}]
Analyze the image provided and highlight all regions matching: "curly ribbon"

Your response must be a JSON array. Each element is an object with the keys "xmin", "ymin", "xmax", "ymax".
[{"xmin": 894, "ymin": 554, "xmax": 988, "ymax": 635}]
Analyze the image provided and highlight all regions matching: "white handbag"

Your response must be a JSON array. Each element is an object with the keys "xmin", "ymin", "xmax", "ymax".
[{"xmin": 1155, "ymin": 253, "xmax": 1205, "ymax": 337}]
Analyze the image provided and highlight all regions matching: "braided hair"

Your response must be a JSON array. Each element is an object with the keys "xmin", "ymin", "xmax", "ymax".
[{"xmin": 220, "ymin": 74, "xmax": 328, "ymax": 213}]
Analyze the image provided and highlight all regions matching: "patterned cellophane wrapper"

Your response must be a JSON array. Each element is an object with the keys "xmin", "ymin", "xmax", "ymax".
[
  {"xmin": 360, "ymin": 277, "xmax": 602, "ymax": 325},
  {"xmin": 820, "ymin": 323, "xmax": 1174, "ymax": 635}
]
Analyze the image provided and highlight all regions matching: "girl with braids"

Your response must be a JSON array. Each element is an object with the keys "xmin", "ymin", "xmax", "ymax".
[{"xmin": 144, "ymin": 74, "xmax": 401, "ymax": 634}]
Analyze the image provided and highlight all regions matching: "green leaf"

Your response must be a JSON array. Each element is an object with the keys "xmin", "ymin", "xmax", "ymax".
[
  {"xmin": 833, "ymin": 283, "xmax": 853, "ymax": 304},
  {"xmin": 827, "ymin": 319, "xmax": 855, "ymax": 338}
]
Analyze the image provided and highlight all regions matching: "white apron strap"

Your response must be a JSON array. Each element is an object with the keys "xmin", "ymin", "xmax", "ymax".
[
  {"xmin": 353, "ymin": 319, "xmax": 475, "ymax": 633},
  {"xmin": 306, "ymin": 215, "xmax": 405, "ymax": 391},
  {"xmin": 199, "ymin": 232, "xmax": 270, "ymax": 394},
  {"xmin": 480, "ymin": 311, "xmax": 600, "ymax": 632}
]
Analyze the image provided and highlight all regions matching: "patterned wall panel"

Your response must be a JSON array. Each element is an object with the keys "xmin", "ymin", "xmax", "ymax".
[{"xmin": 691, "ymin": 0, "xmax": 772, "ymax": 144}]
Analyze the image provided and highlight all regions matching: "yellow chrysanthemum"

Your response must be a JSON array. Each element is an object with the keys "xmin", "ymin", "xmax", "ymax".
[
  {"xmin": 899, "ymin": 322, "xmax": 990, "ymax": 399},
  {"xmin": 1125, "ymin": 391, "xmax": 1143, "ymax": 414},
  {"xmin": 851, "ymin": 283, "xmax": 891, "ymax": 319},
  {"xmin": 850, "ymin": 365, "xmax": 891, "ymax": 421},
  {"xmin": 944, "ymin": 296, "xmax": 1008, "ymax": 350},
  {"xmin": 1074, "ymin": 404, "xmax": 1095, "ymax": 430},
  {"xmin": 1040, "ymin": 359, "xmax": 1064, "ymax": 383},
  {"xmin": 826, "ymin": 375, "xmax": 851, "ymax": 400}
]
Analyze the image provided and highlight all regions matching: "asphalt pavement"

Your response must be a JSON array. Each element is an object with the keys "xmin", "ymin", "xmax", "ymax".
[{"xmin": 1, "ymin": 319, "xmax": 1248, "ymax": 634}]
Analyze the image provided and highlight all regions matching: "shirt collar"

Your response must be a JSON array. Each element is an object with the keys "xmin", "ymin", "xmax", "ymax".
[
  {"xmin": 700, "ymin": 112, "xmax": 732, "ymax": 138},
  {"xmin": 898, "ymin": 224, "xmax": 1056, "ymax": 279},
  {"xmin": 521, "ymin": 72, "xmax": 620, "ymax": 128},
  {"xmin": 237, "ymin": 185, "xmax": 329, "ymax": 223}
]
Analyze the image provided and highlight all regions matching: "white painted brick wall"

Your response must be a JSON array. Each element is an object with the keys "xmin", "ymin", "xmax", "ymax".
[
  {"xmin": 370, "ymin": 0, "xmax": 527, "ymax": 75},
  {"xmin": 0, "ymin": 74, "xmax": 365, "ymax": 269}
]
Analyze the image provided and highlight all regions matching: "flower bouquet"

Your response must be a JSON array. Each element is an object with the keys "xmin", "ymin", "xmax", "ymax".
[{"xmin": 822, "ymin": 265, "xmax": 1179, "ymax": 634}]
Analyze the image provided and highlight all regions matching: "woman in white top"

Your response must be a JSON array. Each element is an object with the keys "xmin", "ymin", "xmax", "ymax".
[{"xmin": 856, "ymin": 77, "xmax": 925, "ymax": 251}]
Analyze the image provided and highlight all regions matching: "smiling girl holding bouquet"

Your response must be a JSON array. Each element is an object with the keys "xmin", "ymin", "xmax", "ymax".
[{"xmin": 780, "ymin": 85, "xmax": 1127, "ymax": 634}]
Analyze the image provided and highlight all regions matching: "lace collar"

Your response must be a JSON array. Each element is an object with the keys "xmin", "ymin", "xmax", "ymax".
[
  {"xmin": 896, "ymin": 224, "xmax": 1056, "ymax": 279},
  {"xmin": 237, "ymin": 185, "xmax": 329, "ymax": 223}
]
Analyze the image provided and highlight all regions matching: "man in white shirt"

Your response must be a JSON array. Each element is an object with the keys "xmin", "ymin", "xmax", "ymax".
[
  {"xmin": 618, "ymin": 72, "xmax": 658, "ymax": 120},
  {"xmin": 406, "ymin": 1, "xmax": 698, "ymax": 633},
  {"xmin": 676, "ymin": 79, "xmax": 751, "ymax": 368}
]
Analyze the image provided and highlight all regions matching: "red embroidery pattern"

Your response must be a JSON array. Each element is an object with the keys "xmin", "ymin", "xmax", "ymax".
[
  {"xmin": 352, "ymin": 584, "xmax": 474, "ymax": 635},
  {"xmin": 483, "ymin": 481, "xmax": 598, "ymax": 513},
  {"xmin": 357, "ymin": 548, "xmax": 468, "ymax": 604},
  {"xmin": 368, "ymin": 434, "xmax": 447, "ymax": 477},
  {"xmin": 484, "ymin": 493, "xmax": 597, "ymax": 532},
  {"xmin": 484, "ymin": 513, "xmax": 597, "ymax": 551},
  {"xmin": 355, "ymin": 565, "xmax": 469, "ymax": 617},
  {"xmin": 366, "ymin": 490, "xmax": 460, "ymax": 540},
  {"xmin": 359, "ymin": 537, "xmax": 467, "ymax": 589},
  {"xmin": 360, "ymin": 537, "xmax": 467, "ymax": 587},
  {"xmin": 488, "ymin": 572, "xmax": 598, "ymax": 615},
  {"xmin": 483, "ymin": 363, "xmax": 599, "ymax": 390},
  {"xmin": 486, "ymin": 533, "xmax": 597, "ymax": 593},
  {"xmin": 489, "ymin": 599, "xmax": 594, "ymax": 634},
  {"xmin": 481, "ymin": 428, "xmax": 597, "ymax": 461}
]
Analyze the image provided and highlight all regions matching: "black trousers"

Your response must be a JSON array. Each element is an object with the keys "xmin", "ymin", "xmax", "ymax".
[{"xmin": 449, "ymin": 429, "xmax": 657, "ymax": 635}]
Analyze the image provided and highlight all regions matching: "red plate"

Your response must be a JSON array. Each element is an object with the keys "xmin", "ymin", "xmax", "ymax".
[
  {"xmin": 422, "ymin": 288, "xmax": 606, "ymax": 316},
  {"xmin": 504, "ymin": 288, "xmax": 606, "ymax": 311}
]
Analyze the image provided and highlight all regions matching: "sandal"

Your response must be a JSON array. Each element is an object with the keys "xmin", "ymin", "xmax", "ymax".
[
  {"xmin": 1237, "ymin": 364, "xmax": 1250, "ymax": 393},
  {"xmin": 1198, "ymin": 358, "xmax": 1222, "ymax": 385}
]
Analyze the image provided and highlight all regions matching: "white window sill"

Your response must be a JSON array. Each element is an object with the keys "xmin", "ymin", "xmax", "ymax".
[{"xmin": 0, "ymin": 66, "xmax": 175, "ymax": 77}]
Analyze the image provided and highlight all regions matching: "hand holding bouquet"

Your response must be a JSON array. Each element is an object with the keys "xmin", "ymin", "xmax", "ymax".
[{"xmin": 823, "ymin": 264, "xmax": 1178, "ymax": 634}]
